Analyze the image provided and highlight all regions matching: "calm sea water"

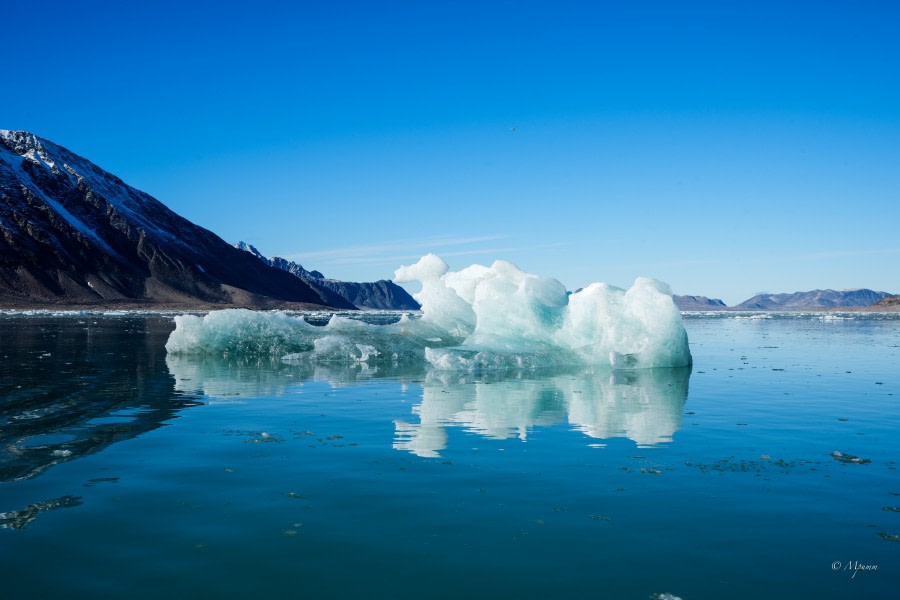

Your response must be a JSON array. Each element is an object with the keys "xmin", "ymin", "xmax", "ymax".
[{"xmin": 1, "ymin": 311, "xmax": 898, "ymax": 599}]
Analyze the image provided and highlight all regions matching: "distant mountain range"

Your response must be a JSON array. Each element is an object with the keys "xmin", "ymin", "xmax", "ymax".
[
  {"xmin": 234, "ymin": 242, "xmax": 419, "ymax": 310},
  {"xmin": 674, "ymin": 289, "xmax": 895, "ymax": 311},
  {"xmin": 672, "ymin": 295, "xmax": 728, "ymax": 311},
  {"xmin": 732, "ymin": 289, "xmax": 892, "ymax": 310},
  {"xmin": 0, "ymin": 130, "xmax": 343, "ymax": 308},
  {"xmin": 2, "ymin": 130, "xmax": 894, "ymax": 313}
]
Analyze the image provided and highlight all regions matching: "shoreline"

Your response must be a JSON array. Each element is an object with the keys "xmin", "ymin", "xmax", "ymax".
[
  {"xmin": 0, "ymin": 301, "xmax": 346, "ymax": 312},
  {"xmin": 2, "ymin": 303, "xmax": 898, "ymax": 314},
  {"xmin": 680, "ymin": 305, "xmax": 900, "ymax": 313}
]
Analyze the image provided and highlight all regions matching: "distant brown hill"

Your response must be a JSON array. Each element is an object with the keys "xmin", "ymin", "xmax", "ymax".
[
  {"xmin": 732, "ymin": 289, "xmax": 892, "ymax": 310},
  {"xmin": 873, "ymin": 295, "xmax": 900, "ymax": 308}
]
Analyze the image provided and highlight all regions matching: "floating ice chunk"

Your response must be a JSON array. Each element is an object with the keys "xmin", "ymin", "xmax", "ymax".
[
  {"xmin": 396, "ymin": 256, "xmax": 691, "ymax": 369},
  {"xmin": 395, "ymin": 254, "xmax": 475, "ymax": 338},
  {"xmin": 164, "ymin": 309, "xmax": 317, "ymax": 356},
  {"xmin": 166, "ymin": 255, "xmax": 691, "ymax": 370},
  {"xmin": 831, "ymin": 450, "xmax": 871, "ymax": 464}
]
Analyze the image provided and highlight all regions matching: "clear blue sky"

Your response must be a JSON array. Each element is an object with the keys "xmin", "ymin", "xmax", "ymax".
[{"xmin": 5, "ymin": 0, "xmax": 899, "ymax": 304}]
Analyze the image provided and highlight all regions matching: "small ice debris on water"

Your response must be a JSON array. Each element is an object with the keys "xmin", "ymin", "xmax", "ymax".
[
  {"xmin": 878, "ymin": 532, "xmax": 900, "ymax": 542},
  {"xmin": 650, "ymin": 594, "xmax": 683, "ymax": 600},
  {"xmin": 760, "ymin": 454, "xmax": 771, "ymax": 460},
  {"xmin": 0, "ymin": 496, "xmax": 83, "ymax": 530},
  {"xmin": 882, "ymin": 506, "xmax": 900, "ymax": 512},
  {"xmin": 640, "ymin": 468, "xmax": 663, "ymax": 475},
  {"xmin": 51, "ymin": 449, "xmax": 73, "ymax": 457},
  {"xmin": 832, "ymin": 451, "xmax": 871, "ymax": 464}
]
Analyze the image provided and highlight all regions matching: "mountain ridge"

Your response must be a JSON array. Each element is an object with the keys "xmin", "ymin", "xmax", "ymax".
[
  {"xmin": 672, "ymin": 295, "xmax": 728, "ymax": 311},
  {"xmin": 732, "ymin": 288, "xmax": 892, "ymax": 310},
  {"xmin": 234, "ymin": 242, "xmax": 420, "ymax": 310},
  {"xmin": 3, "ymin": 130, "xmax": 894, "ymax": 312},
  {"xmin": 673, "ymin": 288, "xmax": 896, "ymax": 311},
  {"xmin": 0, "ymin": 130, "xmax": 346, "ymax": 309}
]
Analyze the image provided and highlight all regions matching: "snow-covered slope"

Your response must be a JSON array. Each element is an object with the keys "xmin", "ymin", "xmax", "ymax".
[{"xmin": 0, "ymin": 130, "xmax": 338, "ymax": 308}]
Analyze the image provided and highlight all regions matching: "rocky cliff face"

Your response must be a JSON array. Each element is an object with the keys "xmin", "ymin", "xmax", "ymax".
[
  {"xmin": 310, "ymin": 277, "xmax": 421, "ymax": 311},
  {"xmin": 0, "ymin": 130, "xmax": 344, "ymax": 308},
  {"xmin": 732, "ymin": 289, "xmax": 892, "ymax": 310},
  {"xmin": 234, "ymin": 242, "xmax": 420, "ymax": 310}
]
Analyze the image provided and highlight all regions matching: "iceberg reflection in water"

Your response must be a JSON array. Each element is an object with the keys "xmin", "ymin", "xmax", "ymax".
[
  {"xmin": 394, "ymin": 367, "xmax": 690, "ymax": 457},
  {"xmin": 165, "ymin": 354, "xmax": 690, "ymax": 456}
]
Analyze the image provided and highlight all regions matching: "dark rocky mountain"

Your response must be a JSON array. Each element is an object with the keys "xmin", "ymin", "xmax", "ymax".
[
  {"xmin": 733, "ymin": 289, "xmax": 892, "ymax": 310},
  {"xmin": 0, "ymin": 130, "xmax": 350, "ymax": 309},
  {"xmin": 311, "ymin": 278, "xmax": 420, "ymax": 311},
  {"xmin": 873, "ymin": 295, "xmax": 900, "ymax": 308},
  {"xmin": 235, "ymin": 242, "xmax": 420, "ymax": 310},
  {"xmin": 234, "ymin": 241, "xmax": 324, "ymax": 281},
  {"xmin": 270, "ymin": 257, "xmax": 324, "ymax": 281},
  {"xmin": 673, "ymin": 295, "xmax": 727, "ymax": 311}
]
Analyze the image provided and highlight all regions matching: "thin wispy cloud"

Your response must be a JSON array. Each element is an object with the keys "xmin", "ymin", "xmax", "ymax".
[
  {"xmin": 282, "ymin": 234, "xmax": 513, "ymax": 266},
  {"xmin": 316, "ymin": 247, "xmax": 523, "ymax": 266}
]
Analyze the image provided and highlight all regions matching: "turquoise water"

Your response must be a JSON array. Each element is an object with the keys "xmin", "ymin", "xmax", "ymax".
[{"xmin": 1, "ymin": 312, "xmax": 898, "ymax": 598}]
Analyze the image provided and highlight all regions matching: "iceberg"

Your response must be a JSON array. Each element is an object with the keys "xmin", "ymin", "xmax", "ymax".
[{"xmin": 165, "ymin": 254, "xmax": 692, "ymax": 370}]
